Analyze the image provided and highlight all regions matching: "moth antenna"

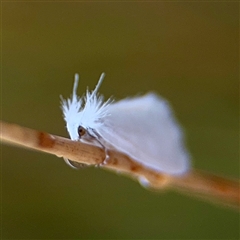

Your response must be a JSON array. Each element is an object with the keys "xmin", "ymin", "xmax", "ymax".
[
  {"xmin": 72, "ymin": 73, "xmax": 79, "ymax": 100},
  {"xmin": 91, "ymin": 72, "xmax": 105, "ymax": 96}
]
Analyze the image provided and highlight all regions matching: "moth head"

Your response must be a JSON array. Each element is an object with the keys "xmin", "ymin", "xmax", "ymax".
[
  {"xmin": 61, "ymin": 73, "xmax": 111, "ymax": 141},
  {"xmin": 65, "ymin": 115, "xmax": 84, "ymax": 141}
]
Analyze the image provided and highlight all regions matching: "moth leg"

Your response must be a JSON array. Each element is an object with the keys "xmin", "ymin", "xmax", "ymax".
[
  {"xmin": 89, "ymin": 129, "xmax": 110, "ymax": 166},
  {"xmin": 63, "ymin": 157, "xmax": 88, "ymax": 169},
  {"xmin": 102, "ymin": 147, "xmax": 110, "ymax": 165}
]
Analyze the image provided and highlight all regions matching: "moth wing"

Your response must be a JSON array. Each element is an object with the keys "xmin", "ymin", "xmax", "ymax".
[{"xmin": 98, "ymin": 93, "xmax": 189, "ymax": 175}]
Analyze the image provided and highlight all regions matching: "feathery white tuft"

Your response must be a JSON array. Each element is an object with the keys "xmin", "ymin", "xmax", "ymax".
[{"xmin": 61, "ymin": 73, "xmax": 112, "ymax": 141}]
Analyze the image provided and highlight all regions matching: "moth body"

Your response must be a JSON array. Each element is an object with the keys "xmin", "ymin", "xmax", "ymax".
[{"xmin": 61, "ymin": 73, "xmax": 190, "ymax": 175}]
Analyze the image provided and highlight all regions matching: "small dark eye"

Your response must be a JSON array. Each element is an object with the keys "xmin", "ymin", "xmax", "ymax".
[{"xmin": 78, "ymin": 126, "xmax": 86, "ymax": 137}]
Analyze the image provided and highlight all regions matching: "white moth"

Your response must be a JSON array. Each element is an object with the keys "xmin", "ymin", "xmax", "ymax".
[{"xmin": 61, "ymin": 73, "xmax": 190, "ymax": 175}]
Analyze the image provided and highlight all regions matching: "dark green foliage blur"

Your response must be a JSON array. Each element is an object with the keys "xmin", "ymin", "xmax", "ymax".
[{"xmin": 1, "ymin": 2, "xmax": 239, "ymax": 239}]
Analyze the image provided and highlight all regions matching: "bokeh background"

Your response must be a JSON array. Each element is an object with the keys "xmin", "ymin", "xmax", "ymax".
[{"xmin": 1, "ymin": 2, "xmax": 239, "ymax": 239}]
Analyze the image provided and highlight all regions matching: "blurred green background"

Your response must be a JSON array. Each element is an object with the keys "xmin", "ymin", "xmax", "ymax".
[{"xmin": 1, "ymin": 2, "xmax": 239, "ymax": 239}]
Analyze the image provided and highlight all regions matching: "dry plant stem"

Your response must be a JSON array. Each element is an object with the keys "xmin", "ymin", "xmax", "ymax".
[
  {"xmin": 1, "ymin": 120, "xmax": 239, "ymax": 210},
  {"xmin": 170, "ymin": 170, "xmax": 240, "ymax": 209},
  {"xmin": 0, "ymin": 121, "xmax": 168, "ymax": 185}
]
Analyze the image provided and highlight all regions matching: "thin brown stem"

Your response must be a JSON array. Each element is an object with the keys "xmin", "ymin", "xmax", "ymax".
[
  {"xmin": 169, "ymin": 170, "xmax": 240, "ymax": 209},
  {"xmin": 1, "ymin": 120, "xmax": 239, "ymax": 210}
]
